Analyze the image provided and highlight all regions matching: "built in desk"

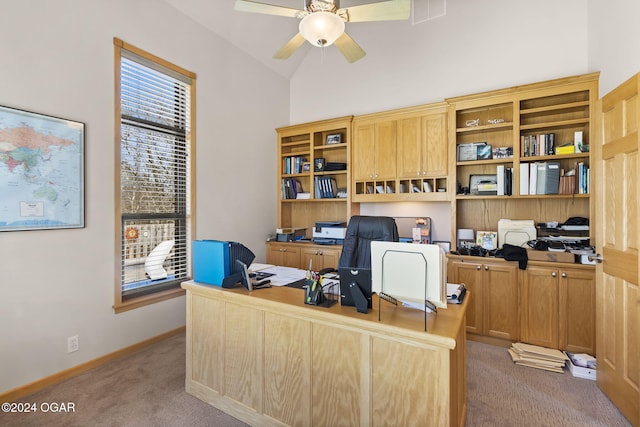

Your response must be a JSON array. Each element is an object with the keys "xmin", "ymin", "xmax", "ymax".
[{"xmin": 182, "ymin": 280, "xmax": 468, "ymax": 427}]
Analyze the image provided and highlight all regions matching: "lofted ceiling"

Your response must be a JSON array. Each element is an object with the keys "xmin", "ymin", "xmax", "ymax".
[{"xmin": 163, "ymin": 0, "xmax": 444, "ymax": 79}]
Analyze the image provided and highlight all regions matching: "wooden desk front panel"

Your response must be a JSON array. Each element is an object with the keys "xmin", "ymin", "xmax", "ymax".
[{"xmin": 184, "ymin": 281, "xmax": 467, "ymax": 427}]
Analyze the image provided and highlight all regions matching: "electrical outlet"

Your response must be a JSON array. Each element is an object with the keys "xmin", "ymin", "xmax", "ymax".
[{"xmin": 67, "ymin": 335, "xmax": 79, "ymax": 353}]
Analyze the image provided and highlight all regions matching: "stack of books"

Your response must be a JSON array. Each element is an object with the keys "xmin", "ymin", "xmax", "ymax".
[{"xmin": 508, "ymin": 342, "xmax": 569, "ymax": 373}]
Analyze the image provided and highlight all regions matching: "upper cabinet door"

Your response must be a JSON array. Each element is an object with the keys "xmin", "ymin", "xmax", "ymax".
[
  {"xmin": 423, "ymin": 112, "xmax": 448, "ymax": 177},
  {"xmin": 352, "ymin": 122, "xmax": 376, "ymax": 181},
  {"xmin": 397, "ymin": 112, "xmax": 448, "ymax": 179},
  {"xmin": 397, "ymin": 116, "xmax": 423, "ymax": 178},
  {"xmin": 373, "ymin": 119, "xmax": 397, "ymax": 180}
]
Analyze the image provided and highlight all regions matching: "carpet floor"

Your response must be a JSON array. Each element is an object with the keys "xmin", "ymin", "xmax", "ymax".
[{"xmin": 0, "ymin": 333, "xmax": 631, "ymax": 426}]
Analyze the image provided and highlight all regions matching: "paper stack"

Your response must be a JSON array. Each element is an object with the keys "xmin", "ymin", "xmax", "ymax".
[{"xmin": 508, "ymin": 342, "xmax": 569, "ymax": 373}]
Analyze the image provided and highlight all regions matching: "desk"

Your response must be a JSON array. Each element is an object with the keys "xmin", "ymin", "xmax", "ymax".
[{"xmin": 182, "ymin": 280, "xmax": 468, "ymax": 427}]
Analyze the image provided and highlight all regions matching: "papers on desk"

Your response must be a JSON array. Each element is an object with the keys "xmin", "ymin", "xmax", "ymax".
[{"xmin": 258, "ymin": 266, "xmax": 307, "ymax": 286}]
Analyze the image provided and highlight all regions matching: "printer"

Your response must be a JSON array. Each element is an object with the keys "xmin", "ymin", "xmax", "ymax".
[{"xmin": 312, "ymin": 221, "xmax": 347, "ymax": 244}]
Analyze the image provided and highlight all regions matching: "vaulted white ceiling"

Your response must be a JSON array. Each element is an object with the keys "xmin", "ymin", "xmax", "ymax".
[{"xmin": 163, "ymin": 0, "xmax": 444, "ymax": 79}]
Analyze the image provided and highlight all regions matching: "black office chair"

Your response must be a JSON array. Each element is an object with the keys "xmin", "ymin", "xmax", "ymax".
[{"xmin": 338, "ymin": 216, "xmax": 399, "ymax": 313}]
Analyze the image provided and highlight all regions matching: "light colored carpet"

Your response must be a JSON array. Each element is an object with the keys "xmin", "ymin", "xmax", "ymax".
[
  {"xmin": 466, "ymin": 339, "xmax": 631, "ymax": 427},
  {"xmin": 0, "ymin": 334, "xmax": 631, "ymax": 426}
]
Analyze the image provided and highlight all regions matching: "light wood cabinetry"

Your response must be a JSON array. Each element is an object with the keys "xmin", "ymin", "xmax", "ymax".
[
  {"xmin": 521, "ymin": 263, "xmax": 595, "ymax": 354},
  {"xmin": 397, "ymin": 112, "xmax": 449, "ymax": 179},
  {"xmin": 447, "ymin": 73, "xmax": 598, "ymax": 249},
  {"xmin": 300, "ymin": 245, "xmax": 341, "ymax": 271},
  {"xmin": 449, "ymin": 255, "xmax": 595, "ymax": 353},
  {"xmin": 266, "ymin": 242, "xmax": 302, "ymax": 268},
  {"xmin": 352, "ymin": 119, "xmax": 397, "ymax": 182},
  {"xmin": 276, "ymin": 116, "xmax": 359, "ymax": 239},
  {"xmin": 352, "ymin": 103, "xmax": 450, "ymax": 202},
  {"xmin": 183, "ymin": 281, "xmax": 468, "ymax": 427},
  {"xmin": 449, "ymin": 257, "xmax": 519, "ymax": 341},
  {"xmin": 266, "ymin": 242, "xmax": 342, "ymax": 270},
  {"xmin": 520, "ymin": 265, "xmax": 559, "ymax": 349}
]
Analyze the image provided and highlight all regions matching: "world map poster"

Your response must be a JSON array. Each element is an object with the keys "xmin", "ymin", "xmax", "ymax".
[{"xmin": 0, "ymin": 105, "xmax": 84, "ymax": 231}]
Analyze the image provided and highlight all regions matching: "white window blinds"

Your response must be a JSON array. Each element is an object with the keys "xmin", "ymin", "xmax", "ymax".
[{"xmin": 118, "ymin": 51, "xmax": 192, "ymax": 299}]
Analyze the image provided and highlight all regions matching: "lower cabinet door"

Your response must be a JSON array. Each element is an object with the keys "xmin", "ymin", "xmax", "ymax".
[
  {"xmin": 521, "ymin": 266, "xmax": 559, "ymax": 349},
  {"xmin": 483, "ymin": 262, "xmax": 519, "ymax": 341}
]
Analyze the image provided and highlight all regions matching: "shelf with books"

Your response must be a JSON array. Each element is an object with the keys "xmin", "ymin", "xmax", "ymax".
[
  {"xmin": 447, "ymin": 73, "xmax": 598, "ymax": 250},
  {"xmin": 276, "ymin": 116, "xmax": 358, "ymax": 239}
]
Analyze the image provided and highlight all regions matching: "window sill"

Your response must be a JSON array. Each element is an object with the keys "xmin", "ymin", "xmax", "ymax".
[{"xmin": 113, "ymin": 287, "xmax": 185, "ymax": 314}]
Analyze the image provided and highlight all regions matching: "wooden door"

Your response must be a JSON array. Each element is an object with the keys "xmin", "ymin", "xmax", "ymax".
[
  {"xmin": 483, "ymin": 262, "xmax": 519, "ymax": 341},
  {"xmin": 520, "ymin": 265, "xmax": 559, "ymax": 349},
  {"xmin": 596, "ymin": 73, "xmax": 640, "ymax": 426}
]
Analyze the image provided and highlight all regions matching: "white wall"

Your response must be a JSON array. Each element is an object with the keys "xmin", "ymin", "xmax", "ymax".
[
  {"xmin": 289, "ymin": 0, "xmax": 592, "ymax": 239},
  {"xmin": 290, "ymin": 0, "xmax": 590, "ymax": 123},
  {"xmin": 0, "ymin": 0, "xmax": 288, "ymax": 393},
  {"xmin": 588, "ymin": 0, "xmax": 640, "ymax": 96}
]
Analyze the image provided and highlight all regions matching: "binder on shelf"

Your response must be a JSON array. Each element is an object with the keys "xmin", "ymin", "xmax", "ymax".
[
  {"xmin": 519, "ymin": 163, "xmax": 529, "ymax": 195},
  {"xmin": 529, "ymin": 163, "xmax": 537, "ymax": 195},
  {"xmin": 497, "ymin": 165, "xmax": 505, "ymax": 196},
  {"xmin": 536, "ymin": 162, "xmax": 547, "ymax": 194}
]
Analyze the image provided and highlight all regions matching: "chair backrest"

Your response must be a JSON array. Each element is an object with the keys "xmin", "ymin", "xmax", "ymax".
[{"xmin": 338, "ymin": 216, "xmax": 399, "ymax": 269}]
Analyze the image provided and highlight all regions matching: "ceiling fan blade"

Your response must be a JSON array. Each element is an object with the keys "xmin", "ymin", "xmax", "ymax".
[
  {"xmin": 273, "ymin": 33, "xmax": 306, "ymax": 59},
  {"xmin": 234, "ymin": 0, "xmax": 302, "ymax": 18},
  {"xmin": 334, "ymin": 32, "xmax": 366, "ymax": 63},
  {"xmin": 344, "ymin": 0, "xmax": 410, "ymax": 22}
]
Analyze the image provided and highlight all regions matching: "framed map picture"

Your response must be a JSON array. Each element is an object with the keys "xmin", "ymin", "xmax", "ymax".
[{"xmin": 0, "ymin": 105, "xmax": 85, "ymax": 231}]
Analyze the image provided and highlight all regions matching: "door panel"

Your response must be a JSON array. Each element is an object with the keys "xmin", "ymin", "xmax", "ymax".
[{"xmin": 596, "ymin": 73, "xmax": 640, "ymax": 426}]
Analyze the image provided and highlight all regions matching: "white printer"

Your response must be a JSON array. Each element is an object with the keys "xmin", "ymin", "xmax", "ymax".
[{"xmin": 313, "ymin": 221, "xmax": 347, "ymax": 244}]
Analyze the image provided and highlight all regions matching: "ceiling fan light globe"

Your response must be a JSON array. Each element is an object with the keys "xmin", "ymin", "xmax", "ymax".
[{"xmin": 299, "ymin": 11, "xmax": 345, "ymax": 47}]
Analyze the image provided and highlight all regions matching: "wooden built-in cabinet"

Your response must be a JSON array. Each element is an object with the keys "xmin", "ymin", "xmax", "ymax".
[
  {"xmin": 266, "ymin": 242, "xmax": 342, "ymax": 271},
  {"xmin": 521, "ymin": 263, "xmax": 595, "ymax": 354},
  {"xmin": 447, "ymin": 73, "xmax": 598, "ymax": 249},
  {"xmin": 352, "ymin": 103, "xmax": 450, "ymax": 202},
  {"xmin": 300, "ymin": 245, "xmax": 341, "ymax": 271},
  {"xmin": 266, "ymin": 242, "xmax": 302, "ymax": 268},
  {"xmin": 352, "ymin": 118, "xmax": 397, "ymax": 182},
  {"xmin": 448, "ymin": 257, "xmax": 519, "ymax": 341},
  {"xmin": 276, "ymin": 116, "xmax": 359, "ymax": 241},
  {"xmin": 448, "ymin": 254, "xmax": 595, "ymax": 354}
]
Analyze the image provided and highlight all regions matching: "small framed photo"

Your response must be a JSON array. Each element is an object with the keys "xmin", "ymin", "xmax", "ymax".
[
  {"xmin": 433, "ymin": 241, "xmax": 451, "ymax": 252},
  {"xmin": 314, "ymin": 158, "xmax": 325, "ymax": 172},
  {"xmin": 302, "ymin": 162, "xmax": 311, "ymax": 172},
  {"xmin": 326, "ymin": 133, "xmax": 342, "ymax": 145},
  {"xmin": 476, "ymin": 231, "xmax": 498, "ymax": 250}
]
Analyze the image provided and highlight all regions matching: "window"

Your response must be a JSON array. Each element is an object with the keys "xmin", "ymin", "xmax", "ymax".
[{"xmin": 114, "ymin": 38, "xmax": 195, "ymax": 312}]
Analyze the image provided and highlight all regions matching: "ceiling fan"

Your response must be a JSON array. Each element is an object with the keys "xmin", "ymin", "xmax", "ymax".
[{"xmin": 234, "ymin": 0, "xmax": 410, "ymax": 63}]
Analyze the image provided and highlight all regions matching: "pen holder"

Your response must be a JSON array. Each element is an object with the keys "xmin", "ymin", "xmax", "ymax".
[
  {"xmin": 304, "ymin": 277, "xmax": 338, "ymax": 308},
  {"xmin": 304, "ymin": 278, "xmax": 323, "ymax": 306}
]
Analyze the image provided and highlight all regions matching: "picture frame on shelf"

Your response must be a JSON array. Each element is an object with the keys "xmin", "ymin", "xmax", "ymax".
[
  {"xmin": 326, "ymin": 133, "xmax": 342, "ymax": 145},
  {"xmin": 314, "ymin": 158, "xmax": 325, "ymax": 172},
  {"xmin": 476, "ymin": 231, "xmax": 498, "ymax": 250},
  {"xmin": 302, "ymin": 162, "xmax": 311, "ymax": 172}
]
